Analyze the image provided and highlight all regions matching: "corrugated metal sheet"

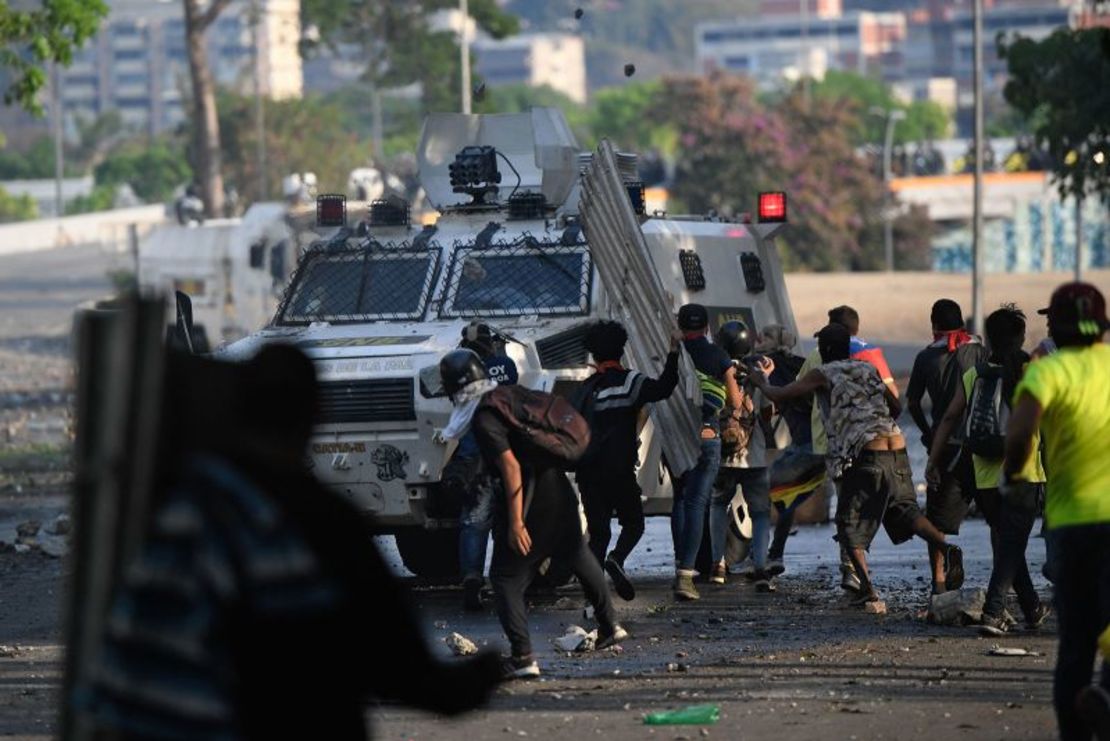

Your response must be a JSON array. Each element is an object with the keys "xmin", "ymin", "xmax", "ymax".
[{"xmin": 580, "ymin": 139, "xmax": 702, "ymax": 476}]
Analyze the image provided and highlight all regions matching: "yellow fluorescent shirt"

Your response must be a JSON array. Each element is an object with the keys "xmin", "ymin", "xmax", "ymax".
[
  {"xmin": 1014, "ymin": 343, "xmax": 1110, "ymax": 529},
  {"xmin": 962, "ymin": 365, "xmax": 1046, "ymax": 490}
]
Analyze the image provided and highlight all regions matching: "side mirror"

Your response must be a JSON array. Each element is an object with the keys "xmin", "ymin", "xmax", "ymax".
[{"xmin": 173, "ymin": 290, "xmax": 196, "ymax": 353}]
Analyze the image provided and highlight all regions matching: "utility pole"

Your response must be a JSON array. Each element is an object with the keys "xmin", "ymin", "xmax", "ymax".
[
  {"xmin": 871, "ymin": 106, "xmax": 905, "ymax": 273},
  {"xmin": 253, "ymin": 0, "xmax": 267, "ymax": 203},
  {"xmin": 51, "ymin": 62, "xmax": 64, "ymax": 219},
  {"xmin": 460, "ymin": 0, "xmax": 472, "ymax": 114},
  {"xmin": 971, "ymin": 0, "xmax": 985, "ymax": 336}
]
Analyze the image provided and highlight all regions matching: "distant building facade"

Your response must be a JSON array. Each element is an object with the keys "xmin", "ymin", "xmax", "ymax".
[
  {"xmin": 51, "ymin": 0, "xmax": 302, "ymax": 136},
  {"xmin": 472, "ymin": 33, "xmax": 588, "ymax": 104},
  {"xmin": 695, "ymin": 11, "xmax": 907, "ymax": 86}
]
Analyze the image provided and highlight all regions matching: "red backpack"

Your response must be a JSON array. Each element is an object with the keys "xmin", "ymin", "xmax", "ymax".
[{"xmin": 478, "ymin": 385, "xmax": 591, "ymax": 470}]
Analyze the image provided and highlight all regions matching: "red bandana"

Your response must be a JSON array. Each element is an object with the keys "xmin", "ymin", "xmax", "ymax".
[{"xmin": 934, "ymin": 328, "xmax": 973, "ymax": 352}]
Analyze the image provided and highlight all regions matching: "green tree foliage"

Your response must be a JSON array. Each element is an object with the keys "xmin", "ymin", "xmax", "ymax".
[
  {"xmin": 1000, "ymin": 27, "xmax": 1110, "ymax": 203},
  {"xmin": 0, "ymin": 0, "xmax": 107, "ymax": 115},
  {"xmin": 476, "ymin": 83, "xmax": 592, "ymax": 144},
  {"xmin": 589, "ymin": 80, "xmax": 676, "ymax": 154},
  {"xmin": 0, "ymin": 136, "xmax": 60, "ymax": 178},
  {"xmin": 0, "ymin": 185, "xmax": 37, "ymax": 222},
  {"xmin": 64, "ymin": 184, "xmax": 116, "ymax": 215},
  {"xmin": 808, "ymin": 71, "xmax": 949, "ymax": 145},
  {"xmin": 218, "ymin": 94, "xmax": 369, "ymax": 201},
  {"xmin": 661, "ymin": 74, "xmax": 932, "ymax": 271},
  {"xmin": 93, "ymin": 143, "xmax": 192, "ymax": 203},
  {"xmin": 302, "ymin": 0, "xmax": 519, "ymax": 112}
]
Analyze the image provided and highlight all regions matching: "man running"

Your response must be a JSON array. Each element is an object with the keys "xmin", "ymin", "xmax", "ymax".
[
  {"xmin": 576, "ymin": 320, "xmax": 680, "ymax": 601},
  {"xmin": 907, "ymin": 299, "xmax": 987, "ymax": 594},
  {"xmin": 753, "ymin": 324, "xmax": 961, "ymax": 607},
  {"xmin": 1003, "ymin": 283, "xmax": 1110, "ymax": 740}
]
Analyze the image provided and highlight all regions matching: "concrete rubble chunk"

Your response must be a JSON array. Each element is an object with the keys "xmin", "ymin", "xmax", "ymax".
[
  {"xmin": 48, "ymin": 513, "xmax": 71, "ymax": 536},
  {"xmin": 927, "ymin": 588, "xmax": 986, "ymax": 625},
  {"xmin": 15, "ymin": 520, "xmax": 40, "ymax": 539},
  {"xmin": 554, "ymin": 625, "xmax": 597, "ymax": 653},
  {"xmin": 445, "ymin": 632, "xmax": 478, "ymax": 657},
  {"xmin": 864, "ymin": 600, "xmax": 888, "ymax": 615}
]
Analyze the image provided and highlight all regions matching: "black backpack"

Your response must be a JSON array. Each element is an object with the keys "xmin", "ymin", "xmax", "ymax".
[{"xmin": 963, "ymin": 364, "xmax": 1009, "ymax": 459}]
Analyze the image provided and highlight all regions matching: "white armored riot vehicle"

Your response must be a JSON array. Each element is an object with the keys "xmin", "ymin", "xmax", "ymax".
[{"xmin": 217, "ymin": 108, "xmax": 798, "ymax": 577}]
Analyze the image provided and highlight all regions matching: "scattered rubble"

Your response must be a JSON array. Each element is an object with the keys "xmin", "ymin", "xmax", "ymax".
[
  {"xmin": 554, "ymin": 626, "xmax": 597, "ymax": 653},
  {"xmin": 445, "ymin": 632, "xmax": 479, "ymax": 657},
  {"xmin": 927, "ymin": 588, "xmax": 986, "ymax": 625}
]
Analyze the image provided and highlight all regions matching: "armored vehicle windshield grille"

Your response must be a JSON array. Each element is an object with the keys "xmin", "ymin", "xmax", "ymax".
[
  {"xmin": 536, "ymin": 324, "xmax": 591, "ymax": 369},
  {"xmin": 439, "ymin": 238, "xmax": 592, "ymax": 319},
  {"xmin": 276, "ymin": 244, "xmax": 441, "ymax": 324},
  {"xmin": 316, "ymin": 378, "xmax": 415, "ymax": 424}
]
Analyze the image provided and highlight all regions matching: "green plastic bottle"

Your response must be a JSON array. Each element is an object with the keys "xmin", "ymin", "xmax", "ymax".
[{"xmin": 642, "ymin": 704, "xmax": 721, "ymax": 725}]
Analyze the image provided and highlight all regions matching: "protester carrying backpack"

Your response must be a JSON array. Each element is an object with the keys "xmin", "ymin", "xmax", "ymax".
[
  {"xmin": 927, "ymin": 305, "xmax": 1049, "ymax": 635},
  {"xmin": 439, "ymin": 349, "xmax": 627, "ymax": 681}
]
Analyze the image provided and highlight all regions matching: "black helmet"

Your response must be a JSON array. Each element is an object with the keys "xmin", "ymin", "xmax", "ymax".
[
  {"xmin": 678, "ymin": 303, "xmax": 709, "ymax": 332},
  {"xmin": 460, "ymin": 321, "xmax": 495, "ymax": 357},
  {"xmin": 716, "ymin": 320, "xmax": 753, "ymax": 359},
  {"xmin": 439, "ymin": 349, "xmax": 486, "ymax": 398}
]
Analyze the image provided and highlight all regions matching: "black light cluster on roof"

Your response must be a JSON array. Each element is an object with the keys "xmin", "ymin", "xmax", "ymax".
[
  {"xmin": 449, "ymin": 145, "xmax": 502, "ymax": 205},
  {"xmin": 506, "ymin": 191, "xmax": 548, "ymax": 220}
]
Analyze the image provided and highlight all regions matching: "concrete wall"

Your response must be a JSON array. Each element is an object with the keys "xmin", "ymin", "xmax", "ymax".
[{"xmin": 0, "ymin": 205, "xmax": 167, "ymax": 257}]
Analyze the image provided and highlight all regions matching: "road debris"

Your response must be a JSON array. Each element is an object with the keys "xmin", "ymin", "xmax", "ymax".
[
  {"xmin": 987, "ymin": 646, "xmax": 1038, "ymax": 657},
  {"xmin": 554, "ymin": 625, "xmax": 597, "ymax": 653},
  {"xmin": 643, "ymin": 704, "xmax": 720, "ymax": 725},
  {"xmin": 445, "ymin": 632, "xmax": 479, "ymax": 656},
  {"xmin": 927, "ymin": 588, "xmax": 986, "ymax": 625}
]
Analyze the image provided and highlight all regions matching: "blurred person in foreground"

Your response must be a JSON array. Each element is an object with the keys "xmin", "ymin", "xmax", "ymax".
[
  {"xmin": 1003, "ymin": 283, "xmax": 1110, "ymax": 741},
  {"xmin": 86, "ymin": 345, "xmax": 500, "ymax": 740},
  {"xmin": 753, "ymin": 324, "xmax": 961, "ymax": 608},
  {"xmin": 907, "ymin": 299, "xmax": 987, "ymax": 594},
  {"xmin": 928, "ymin": 305, "xmax": 1050, "ymax": 635},
  {"xmin": 575, "ymin": 319, "xmax": 680, "ymax": 601}
]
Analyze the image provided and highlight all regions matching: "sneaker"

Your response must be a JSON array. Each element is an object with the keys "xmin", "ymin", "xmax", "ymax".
[
  {"xmin": 709, "ymin": 561, "xmax": 728, "ymax": 585},
  {"xmin": 673, "ymin": 570, "xmax": 700, "ymax": 601},
  {"xmin": 978, "ymin": 613, "xmax": 1012, "ymax": 637},
  {"xmin": 1024, "ymin": 603, "xmax": 1052, "ymax": 631},
  {"xmin": 734, "ymin": 558, "xmax": 756, "ymax": 579},
  {"xmin": 463, "ymin": 577, "xmax": 484, "ymax": 612},
  {"xmin": 1077, "ymin": 686, "xmax": 1110, "ymax": 741},
  {"xmin": 943, "ymin": 545, "xmax": 965, "ymax": 590},
  {"xmin": 850, "ymin": 587, "xmax": 881, "ymax": 607},
  {"xmin": 765, "ymin": 557, "xmax": 785, "ymax": 577},
  {"xmin": 840, "ymin": 568, "xmax": 862, "ymax": 593},
  {"xmin": 501, "ymin": 655, "xmax": 541, "ymax": 680},
  {"xmin": 754, "ymin": 571, "xmax": 776, "ymax": 593},
  {"xmin": 596, "ymin": 624, "xmax": 629, "ymax": 650},
  {"xmin": 604, "ymin": 555, "xmax": 636, "ymax": 601}
]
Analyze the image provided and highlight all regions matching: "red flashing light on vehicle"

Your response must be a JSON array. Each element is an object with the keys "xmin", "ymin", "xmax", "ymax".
[
  {"xmin": 758, "ymin": 192, "xmax": 787, "ymax": 223},
  {"xmin": 317, "ymin": 194, "xmax": 347, "ymax": 227}
]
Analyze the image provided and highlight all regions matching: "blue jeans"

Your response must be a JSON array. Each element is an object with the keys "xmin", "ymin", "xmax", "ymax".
[
  {"xmin": 711, "ymin": 467, "xmax": 770, "ymax": 568},
  {"xmin": 673, "ymin": 436, "xmax": 722, "ymax": 570},
  {"xmin": 1047, "ymin": 523, "xmax": 1110, "ymax": 741},
  {"xmin": 458, "ymin": 476, "xmax": 495, "ymax": 582}
]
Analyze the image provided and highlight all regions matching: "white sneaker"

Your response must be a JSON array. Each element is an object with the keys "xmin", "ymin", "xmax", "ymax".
[{"xmin": 501, "ymin": 656, "xmax": 541, "ymax": 680}]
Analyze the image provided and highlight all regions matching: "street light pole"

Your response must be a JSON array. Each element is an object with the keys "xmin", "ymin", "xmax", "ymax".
[
  {"xmin": 460, "ymin": 0, "xmax": 471, "ymax": 114},
  {"xmin": 873, "ymin": 107, "xmax": 905, "ymax": 273},
  {"xmin": 971, "ymin": 0, "xmax": 985, "ymax": 336},
  {"xmin": 252, "ymin": 0, "xmax": 266, "ymax": 203}
]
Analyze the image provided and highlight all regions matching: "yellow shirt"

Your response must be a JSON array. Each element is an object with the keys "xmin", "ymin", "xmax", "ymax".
[
  {"xmin": 799, "ymin": 348, "xmax": 827, "ymax": 455},
  {"xmin": 962, "ymin": 364, "xmax": 1046, "ymax": 489},
  {"xmin": 1015, "ymin": 343, "xmax": 1110, "ymax": 529}
]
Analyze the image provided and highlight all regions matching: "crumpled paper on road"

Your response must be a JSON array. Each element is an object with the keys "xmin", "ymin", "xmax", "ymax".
[{"xmin": 553, "ymin": 625, "xmax": 597, "ymax": 653}]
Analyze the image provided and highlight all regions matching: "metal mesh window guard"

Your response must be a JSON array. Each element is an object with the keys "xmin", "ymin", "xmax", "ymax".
[
  {"xmin": 438, "ymin": 238, "xmax": 592, "ymax": 319},
  {"xmin": 276, "ymin": 243, "xmax": 441, "ymax": 325}
]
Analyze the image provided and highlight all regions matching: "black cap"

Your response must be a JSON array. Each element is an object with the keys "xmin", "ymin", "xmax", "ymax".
[
  {"xmin": 1038, "ymin": 282, "xmax": 1109, "ymax": 337},
  {"xmin": 678, "ymin": 303, "xmax": 709, "ymax": 332}
]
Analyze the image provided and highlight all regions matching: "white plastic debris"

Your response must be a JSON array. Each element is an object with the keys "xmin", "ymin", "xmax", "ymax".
[
  {"xmin": 445, "ymin": 632, "xmax": 478, "ymax": 656},
  {"xmin": 988, "ymin": 646, "xmax": 1035, "ymax": 657},
  {"xmin": 553, "ymin": 625, "xmax": 597, "ymax": 653},
  {"xmin": 927, "ymin": 587, "xmax": 986, "ymax": 625}
]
